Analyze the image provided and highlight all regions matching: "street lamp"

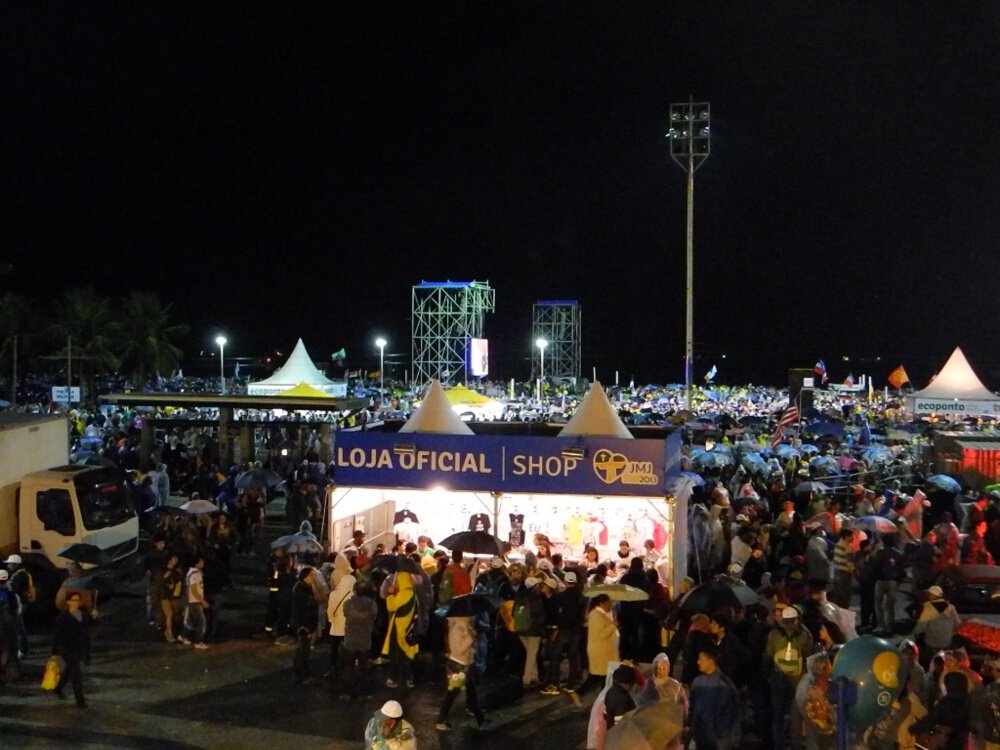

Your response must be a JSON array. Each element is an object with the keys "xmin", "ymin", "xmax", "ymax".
[
  {"xmin": 668, "ymin": 98, "xmax": 710, "ymax": 410},
  {"xmin": 535, "ymin": 337, "xmax": 548, "ymax": 402},
  {"xmin": 375, "ymin": 337, "xmax": 387, "ymax": 407},
  {"xmin": 215, "ymin": 336, "xmax": 227, "ymax": 395}
]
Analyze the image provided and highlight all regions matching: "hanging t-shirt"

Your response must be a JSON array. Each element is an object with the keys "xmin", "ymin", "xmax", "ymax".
[
  {"xmin": 468, "ymin": 513, "xmax": 491, "ymax": 533},
  {"xmin": 394, "ymin": 518, "xmax": 423, "ymax": 543},
  {"xmin": 509, "ymin": 513, "xmax": 525, "ymax": 547},
  {"xmin": 393, "ymin": 509, "xmax": 420, "ymax": 525},
  {"xmin": 566, "ymin": 514, "xmax": 584, "ymax": 546}
]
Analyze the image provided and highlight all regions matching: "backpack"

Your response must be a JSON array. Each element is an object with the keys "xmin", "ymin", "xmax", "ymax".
[
  {"xmin": 438, "ymin": 571, "xmax": 454, "ymax": 606},
  {"xmin": 772, "ymin": 631, "xmax": 804, "ymax": 678},
  {"xmin": 877, "ymin": 548, "xmax": 904, "ymax": 581},
  {"xmin": 512, "ymin": 600, "xmax": 533, "ymax": 633}
]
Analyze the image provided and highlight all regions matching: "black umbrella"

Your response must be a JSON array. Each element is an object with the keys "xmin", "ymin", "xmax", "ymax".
[
  {"xmin": 444, "ymin": 593, "xmax": 502, "ymax": 618},
  {"xmin": 144, "ymin": 505, "xmax": 188, "ymax": 518},
  {"xmin": 437, "ymin": 530, "xmax": 506, "ymax": 556},
  {"xmin": 370, "ymin": 554, "xmax": 423, "ymax": 575},
  {"xmin": 235, "ymin": 466, "xmax": 284, "ymax": 492},
  {"xmin": 57, "ymin": 543, "xmax": 112, "ymax": 567},
  {"xmin": 679, "ymin": 580, "xmax": 748, "ymax": 617}
]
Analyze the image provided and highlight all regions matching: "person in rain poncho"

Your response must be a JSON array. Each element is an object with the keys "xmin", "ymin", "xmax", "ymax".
[
  {"xmin": 794, "ymin": 652, "xmax": 835, "ymax": 750},
  {"xmin": 587, "ymin": 661, "xmax": 643, "ymax": 750},
  {"xmin": 380, "ymin": 570, "xmax": 419, "ymax": 688},
  {"xmin": 635, "ymin": 653, "xmax": 687, "ymax": 749},
  {"xmin": 364, "ymin": 699, "xmax": 416, "ymax": 750}
]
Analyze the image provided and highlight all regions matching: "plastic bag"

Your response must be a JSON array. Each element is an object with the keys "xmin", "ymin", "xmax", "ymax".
[{"xmin": 41, "ymin": 656, "xmax": 60, "ymax": 691}]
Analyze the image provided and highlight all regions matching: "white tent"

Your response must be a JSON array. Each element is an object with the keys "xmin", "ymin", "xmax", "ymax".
[
  {"xmin": 557, "ymin": 382, "xmax": 633, "ymax": 439},
  {"xmin": 908, "ymin": 347, "xmax": 1000, "ymax": 417},
  {"xmin": 399, "ymin": 380, "xmax": 474, "ymax": 435},
  {"xmin": 247, "ymin": 339, "xmax": 347, "ymax": 397}
]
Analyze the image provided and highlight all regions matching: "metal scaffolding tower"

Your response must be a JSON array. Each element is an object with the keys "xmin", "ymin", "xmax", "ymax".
[
  {"xmin": 411, "ymin": 281, "xmax": 495, "ymax": 385},
  {"xmin": 532, "ymin": 300, "xmax": 582, "ymax": 382}
]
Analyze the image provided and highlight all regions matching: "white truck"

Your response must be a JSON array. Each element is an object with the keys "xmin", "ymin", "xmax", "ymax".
[{"xmin": 0, "ymin": 413, "xmax": 140, "ymax": 605}]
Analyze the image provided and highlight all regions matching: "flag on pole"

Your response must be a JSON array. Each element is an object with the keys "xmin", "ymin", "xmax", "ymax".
[
  {"xmin": 771, "ymin": 404, "xmax": 801, "ymax": 448},
  {"xmin": 867, "ymin": 376, "xmax": 874, "ymax": 403},
  {"xmin": 843, "ymin": 373, "xmax": 855, "ymax": 387},
  {"xmin": 813, "ymin": 360, "xmax": 828, "ymax": 384},
  {"xmin": 331, "ymin": 348, "xmax": 347, "ymax": 360},
  {"xmin": 887, "ymin": 365, "xmax": 910, "ymax": 389},
  {"xmin": 704, "ymin": 365, "xmax": 717, "ymax": 383},
  {"xmin": 234, "ymin": 361, "xmax": 241, "ymax": 379}
]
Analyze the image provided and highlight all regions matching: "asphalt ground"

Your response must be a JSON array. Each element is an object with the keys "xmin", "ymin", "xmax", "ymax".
[{"xmin": 0, "ymin": 501, "xmax": 592, "ymax": 750}]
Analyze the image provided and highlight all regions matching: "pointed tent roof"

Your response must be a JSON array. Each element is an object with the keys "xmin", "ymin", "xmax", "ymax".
[
  {"xmin": 558, "ymin": 382, "xmax": 633, "ymax": 439},
  {"xmin": 912, "ymin": 347, "xmax": 1000, "ymax": 400},
  {"xmin": 399, "ymin": 380, "xmax": 474, "ymax": 435},
  {"xmin": 250, "ymin": 339, "xmax": 335, "ymax": 387}
]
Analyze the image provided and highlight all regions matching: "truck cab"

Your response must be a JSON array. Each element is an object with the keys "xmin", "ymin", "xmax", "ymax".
[{"xmin": 17, "ymin": 465, "xmax": 139, "ymax": 599}]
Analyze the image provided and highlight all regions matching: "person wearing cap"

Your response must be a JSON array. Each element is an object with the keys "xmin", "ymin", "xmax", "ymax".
[
  {"xmin": 766, "ymin": 605, "xmax": 814, "ymax": 750},
  {"xmin": 0, "ymin": 569, "xmax": 20, "ymax": 678},
  {"xmin": 541, "ymin": 569, "xmax": 584, "ymax": 699},
  {"xmin": 913, "ymin": 586, "xmax": 960, "ymax": 666},
  {"xmin": 5, "ymin": 554, "xmax": 33, "ymax": 658},
  {"xmin": 603, "ymin": 663, "xmax": 638, "ymax": 732},
  {"xmin": 364, "ymin": 699, "xmax": 416, "ymax": 750}
]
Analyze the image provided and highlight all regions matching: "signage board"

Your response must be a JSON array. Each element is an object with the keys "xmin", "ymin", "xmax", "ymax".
[
  {"xmin": 51, "ymin": 386, "xmax": 81, "ymax": 404},
  {"xmin": 332, "ymin": 432, "xmax": 665, "ymax": 496},
  {"xmin": 469, "ymin": 338, "xmax": 489, "ymax": 377},
  {"xmin": 909, "ymin": 397, "xmax": 1000, "ymax": 417}
]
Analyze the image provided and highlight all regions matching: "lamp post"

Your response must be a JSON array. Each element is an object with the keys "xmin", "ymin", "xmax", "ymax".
[
  {"xmin": 375, "ymin": 337, "xmax": 387, "ymax": 408},
  {"xmin": 215, "ymin": 336, "xmax": 227, "ymax": 395},
  {"xmin": 668, "ymin": 98, "xmax": 711, "ymax": 410},
  {"xmin": 535, "ymin": 337, "xmax": 548, "ymax": 402}
]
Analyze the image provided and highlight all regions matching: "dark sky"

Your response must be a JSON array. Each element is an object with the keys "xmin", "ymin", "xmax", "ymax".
[{"xmin": 3, "ymin": 3, "xmax": 999, "ymax": 386}]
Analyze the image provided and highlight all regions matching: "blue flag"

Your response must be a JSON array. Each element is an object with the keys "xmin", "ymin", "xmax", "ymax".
[
  {"xmin": 858, "ymin": 417, "xmax": 872, "ymax": 447},
  {"xmin": 704, "ymin": 365, "xmax": 717, "ymax": 383}
]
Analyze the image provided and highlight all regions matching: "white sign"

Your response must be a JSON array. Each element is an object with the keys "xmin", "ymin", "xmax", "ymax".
[
  {"xmin": 909, "ymin": 397, "xmax": 1000, "ymax": 417},
  {"xmin": 51, "ymin": 386, "xmax": 81, "ymax": 404},
  {"xmin": 469, "ymin": 338, "xmax": 489, "ymax": 377}
]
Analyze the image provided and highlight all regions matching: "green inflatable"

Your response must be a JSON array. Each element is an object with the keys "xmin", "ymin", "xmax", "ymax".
[{"xmin": 831, "ymin": 635, "xmax": 908, "ymax": 731}]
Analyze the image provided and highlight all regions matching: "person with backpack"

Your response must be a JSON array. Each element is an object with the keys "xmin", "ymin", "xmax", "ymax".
[
  {"xmin": 438, "ymin": 549, "xmax": 471, "ymax": 607},
  {"xmin": 872, "ymin": 532, "xmax": 906, "ymax": 636},
  {"xmin": 513, "ymin": 576, "xmax": 546, "ymax": 688},
  {"xmin": 765, "ymin": 604, "xmax": 815, "ymax": 750},
  {"xmin": 5, "ymin": 555, "xmax": 34, "ymax": 658}
]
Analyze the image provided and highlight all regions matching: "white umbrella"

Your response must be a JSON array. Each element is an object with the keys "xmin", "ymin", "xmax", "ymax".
[
  {"xmin": 583, "ymin": 583, "xmax": 649, "ymax": 602},
  {"xmin": 181, "ymin": 498, "xmax": 219, "ymax": 515}
]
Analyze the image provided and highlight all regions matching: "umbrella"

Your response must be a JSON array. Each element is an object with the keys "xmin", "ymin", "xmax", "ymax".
[
  {"xmin": 62, "ymin": 572, "xmax": 104, "ymax": 590},
  {"xmin": 927, "ymin": 475, "xmax": 962, "ymax": 494},
  {"xmin": 691, "ymin": 451, "xmax": 732, "ymax": 469},
  {"xmin": 583, "ymin": 583, "xmax": 649, "ymax": 602},
  {"xmin": 678, "ymin": 580, "xmax": 744, "ymax": 616},
  {"xmin": 57, "ymin": 543, "xmax": 112, "ymax": 567},
  {"xmin": 144, "ymin": 505, "xmax": 188, "ymax": 518},
  {"xmin": 234, "ymin": 466, "xmax": 284, "ymax": 492},
  {"xmin": 444, "ymin": 593, "xmax": 502, "ymax": 618},
  {"xmin": 370, "ymin": 554, "xmax": 423, "ymax": 575},
  {"xmin": 775, "ymin": 445, "xmax": 800, "ymax": 459},
  {"xmin": 793, "ymin": 481, "xmax": 831, "ymax": 498},
  {"xmin": 850, "ymin": 515, "xmax": 904, "ymax": 535},
  {"xmin": 181, "ymin": 498, "xmax": 220, "ymax": 515},
  {"xmin": 270, "ymin": 532, "xmax": 324, "ymax": 555},
  {"xmin": 809, "ymin": 455, "xmax": 840, "ymax": 472},
  {"xmin": 437, "ymin": 530, "xmax": 506, "ymax": 556},
  {"xmin": 680, "ymin": 470, "xmax": 706, "ymax": 486},
  {"xmin": 860, "ymin": 447, "xmax": 892, "ymax": 465},
  {"xmin": 798, "ymin": 443, "xmax": 821, "ymax": 455},
  {"xmin": 605, "ymin": 699, "xmax": 685, "ymax": 750}
]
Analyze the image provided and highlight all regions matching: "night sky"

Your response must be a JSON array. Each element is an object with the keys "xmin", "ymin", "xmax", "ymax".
[{"xmin": 4, "ymin": 3, "xmax": 999, "ymax": 387}]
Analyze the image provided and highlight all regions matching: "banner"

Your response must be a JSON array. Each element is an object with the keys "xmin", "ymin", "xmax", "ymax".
[
  {"xmin": 332, "ymin": 432, "xmax": 665, "ymax": 496},
  {"xmin": 909, "ymin": 397, "xmax": 1000, "ymax": 417}
]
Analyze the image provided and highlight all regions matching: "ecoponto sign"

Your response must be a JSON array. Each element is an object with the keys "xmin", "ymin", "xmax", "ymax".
[{"xmin": 910, "ymin": 398, "xmax": 1000, "ymax": 416}]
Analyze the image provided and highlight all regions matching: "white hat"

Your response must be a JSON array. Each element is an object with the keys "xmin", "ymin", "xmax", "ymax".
[
  {"xmin": 380, "ymin": 700, "xmax": 403, "ymax": 719},
  {"xmin": 0, "ymin": 570, "xmax": 8, "ymax": 581},
  {"xmin": 537, "ymin": 559, "xmax": 553, "ymax": 571},
  {"xmin": 736, "ymin": 514, "xmax": 749, "ymax": 523},
  {"xmin": 4, "ymin": 554, "xmax": 21, "ymax": 565},
  {"xmin": 563, "ymin": 571, "xmax": 577, "ymax": 584},
  {"xmin": 928, "ymin": 585, "xmax": 944, "ymax": 599},
  {"xmin": 524, "ymin": 576, "xmax": 539, "ymax": 589},
  {"xmin": 727, "ymin": 562, "xmax": 743, "ymax": 574},
  {"xmin": 781, "ymin": 605, "xmax": 799, "ymax": 620}
]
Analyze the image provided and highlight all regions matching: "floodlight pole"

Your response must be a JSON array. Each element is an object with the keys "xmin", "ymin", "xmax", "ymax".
[
  {"xmin": 669, "ymin": 98, "xmax": 710, "ymax": 410},
  {"xmin": 216, "ymin": 336, "xmax": 227, "ymax": 395},
  {"xmin": 375, "ymin": 337, "xmax": 387, "ymax": 408}
]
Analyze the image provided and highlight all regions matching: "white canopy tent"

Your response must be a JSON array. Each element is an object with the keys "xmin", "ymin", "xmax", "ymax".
[
  {"xmin": 908, "ymin": 347, "xmax": 1000, "ymax": 417},
  {"xmin": 247, "ymin": 338, "xmax": 347, "ymax": 397}
]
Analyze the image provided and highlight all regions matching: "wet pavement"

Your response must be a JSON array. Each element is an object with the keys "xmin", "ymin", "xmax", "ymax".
[{"xmin": 0, "ymin": 503, "xmax": 591, "ymax": 750}]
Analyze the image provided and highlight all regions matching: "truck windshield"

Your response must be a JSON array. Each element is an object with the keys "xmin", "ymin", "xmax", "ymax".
[{"xmin": 75, "ymin": 474, "xmax": 136, "ymax": 530}]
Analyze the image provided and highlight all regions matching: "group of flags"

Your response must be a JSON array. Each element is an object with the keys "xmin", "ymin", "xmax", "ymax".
[{"xmin": 814, "ymin": 360, "xmax": 911, "ymax": 390}]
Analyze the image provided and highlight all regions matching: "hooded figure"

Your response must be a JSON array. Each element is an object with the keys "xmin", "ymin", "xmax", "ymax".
[
  {"xmin": 795, "ymin": 652, "xmax": 835, "ymax": 747},
  {"xmin": 637, "ymin": 653, "xmax": 689, "ymax": 715}
]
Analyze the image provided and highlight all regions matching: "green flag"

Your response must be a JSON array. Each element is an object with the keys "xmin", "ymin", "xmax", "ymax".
[{"xmin": 331, "ymin": 348, "xmax": 346, "ymax": 360}]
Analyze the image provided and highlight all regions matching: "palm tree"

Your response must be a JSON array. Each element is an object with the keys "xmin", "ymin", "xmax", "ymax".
[
  {"xmin": 117, "ymin": 292, "xmax": 188, "ymax": 385},
  {"xmin": 48, "ymin": 288, "xmax": 121, "ymax": 406},
  {"xmin": 0, "ymin": 292, "xmax": 37, "ymax": 403}
]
